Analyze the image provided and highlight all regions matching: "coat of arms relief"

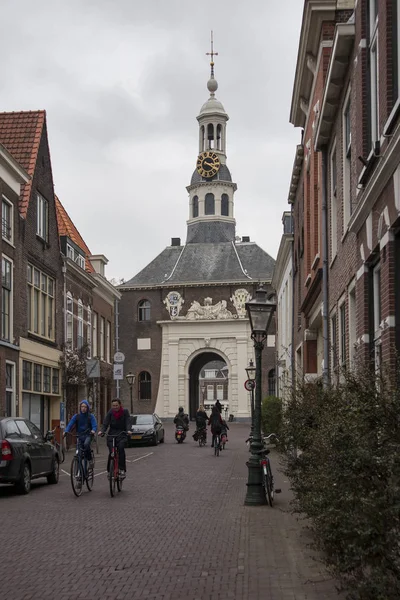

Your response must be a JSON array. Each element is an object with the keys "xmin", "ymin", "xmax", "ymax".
[{"xmin": 163, "ymin": 288, "xmax": 252, "ymax": 321}]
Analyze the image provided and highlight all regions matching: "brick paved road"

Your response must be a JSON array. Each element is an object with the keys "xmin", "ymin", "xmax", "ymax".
[{"xmin": 0, "ymin": 423, "xmax": 342, "ymax": 600}]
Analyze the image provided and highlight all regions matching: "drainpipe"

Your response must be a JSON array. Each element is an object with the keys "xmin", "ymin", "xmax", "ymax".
[
  {"xmin": 61, "ymin": 259, "xmax": 67, "ymax": 451},
  {"xmin": 114, "ymin": 297, "xmax": 120, "ymax": 398},
  {"xmin": 291, "ymin": 209, "xmax": 296, "ymax": 394},
  {"xmin": 321, "ymin": 147, "xmax": 330, "ymax": 388}
]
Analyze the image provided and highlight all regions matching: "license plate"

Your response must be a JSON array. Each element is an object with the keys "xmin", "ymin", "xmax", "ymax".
[{"xmin": 131, "ymin": 435, "xmax": 142, "ymax": 440}]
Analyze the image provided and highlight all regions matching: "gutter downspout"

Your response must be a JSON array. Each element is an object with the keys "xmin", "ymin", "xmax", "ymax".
[
  {"xmin": 115, "ymin": 297, "xmax": 120, "ymax": 398},
  {"xmin": 321, "ymin": 147, "xmax": 330, "ymax": 389},
  {"xmin": 291, "ymin": 210, "xmax": 296, "ymax": 395}
]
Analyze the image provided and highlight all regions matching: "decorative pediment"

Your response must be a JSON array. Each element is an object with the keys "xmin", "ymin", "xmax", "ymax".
[{"xmin": 185, "ymin": 297, "xmax": 233, "ymax": 320}]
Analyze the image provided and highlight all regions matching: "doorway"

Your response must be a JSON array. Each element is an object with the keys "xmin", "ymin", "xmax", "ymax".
[{"xmin": 188, "ymin": 352, "xmax": 228, "ymax": 419}]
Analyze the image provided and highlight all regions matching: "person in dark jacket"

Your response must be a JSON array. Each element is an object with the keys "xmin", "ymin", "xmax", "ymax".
[
  {"xmin": 208, "ymin": 405, "xmax": 223, "ymax": 448},
  {"xmin": 174, "ymin": 406, "xmax": 189, "ymax": 431},
  {"xmin": 215, "ymin": 399, "xmax": 222, "ymax": 414},
  {"xmin": 98, "ymin": 398, "xmax": 130, "ymax": 478},
  {"xmin": 195, "ymin": 405, "xmax": 208, "ymax": 430},
  {"xmin": 64, "ymin": 399, "xmax": 97, "ymax": 463}
]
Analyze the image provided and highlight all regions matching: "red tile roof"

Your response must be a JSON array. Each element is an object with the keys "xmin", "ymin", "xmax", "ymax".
[
  {"xmin": 55, "ymin": 196, "xmax": 95, "ymax": 274},
  {"xmin": 0, "ymin": 110, "xmax": 45, "ymax": 217}
]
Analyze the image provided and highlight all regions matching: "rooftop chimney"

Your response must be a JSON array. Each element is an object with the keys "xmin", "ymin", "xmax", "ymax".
[
  {"xmin": 242, "ymin": 236, "xmax": 250, "ymax": 243},
  {"xmin": 171, "ymin": 238, "xmax": 181, "ymax": 247},
  {"xmin": 89, "ymin": 254, "xmax": 108, "ymax": 276}
]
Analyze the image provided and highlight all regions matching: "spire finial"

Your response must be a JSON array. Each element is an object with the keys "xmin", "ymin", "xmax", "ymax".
[
  {"xmin": 206, "ymin": 30, "xmax": 218, "ymax": 78},
  {"xmin": 206, "ymin": 31, "xmax": 218, "ymax": 96}
]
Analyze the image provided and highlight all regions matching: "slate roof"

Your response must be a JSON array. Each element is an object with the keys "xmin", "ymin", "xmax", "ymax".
[
  {"xmin": 120, "ymin": 241, "xmax": 275, "ymax": 288},
  {"xmin": 55, "ymin": 196, "xmax": 95, "ymax": 273},
  {"xmin": 0, "ymin": 110, "xmax": 45, "ymax": 217},
  {"xmin": 190, "ymin": 164, "xmax": 232, "ymax": 186}
]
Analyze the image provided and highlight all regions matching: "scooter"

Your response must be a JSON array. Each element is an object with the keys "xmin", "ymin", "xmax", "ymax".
[{"xmin": 175, "ymin": 426, "xmax": 186, "ymax": 443}]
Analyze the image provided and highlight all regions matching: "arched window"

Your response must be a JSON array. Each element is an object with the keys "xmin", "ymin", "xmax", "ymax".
[
  {"xmin": 139, "ymin": 371, "xmax": 151, "ymax": 400},
  {"xmin": 87, "ymin": 306, "xmax": 92, "ymax": 358},
  {"xmin": 66, "ymin": 292, "xmax": 73, "ymax": 346},
  {"xmin": 217, "ymin": 124, "xmax": 222, "ymax": 150},
  {"xmin": 221, "ymin": 194, "xmax": 229, "ymax": 216},
  {"xmin": 77, "ymin": 299, "xmax": 83, "ymax": 349},
  {"xmin": 192, "ymin": 196, "xmax": 199, "ymax": 218},
  {"xmin": 205, "ymin": 193, "xmax": 215, "ymax": 215},
  {"xmin": 200, "ymin": 126, "xmax": 205, "ymax": 151},
  {"xmin": 138, "ymin": 300, "xmax": 151, "ymax": 321},
  {"xmin": 207, "ymin": 123, "xmax": 214, "ymax": 149},
  {"xmin": 268, "ymin": 369, "xmax": 276, "ymax": 397}
]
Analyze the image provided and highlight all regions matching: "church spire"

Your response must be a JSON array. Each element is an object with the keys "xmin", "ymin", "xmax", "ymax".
[{"xmin": 206, "ymin": 31, "xmax": 218, "ymax": 96}]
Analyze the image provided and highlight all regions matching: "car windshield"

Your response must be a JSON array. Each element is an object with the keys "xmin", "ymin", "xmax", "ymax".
[{"xmin": 131, "ymin": 415, "xmax": 153, "ymax": 425}]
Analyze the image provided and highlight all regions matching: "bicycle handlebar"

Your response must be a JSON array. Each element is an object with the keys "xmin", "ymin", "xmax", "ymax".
[
  {"xmin": 67, "ymin": 429, "xmax": 93, "ymax": 438},
  {"xmin": 99, "ymin": 431, "xmax": 131, "ymax": 438}
]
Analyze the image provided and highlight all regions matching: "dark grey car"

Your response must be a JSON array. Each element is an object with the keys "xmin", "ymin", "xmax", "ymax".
[
  {"xmin": 0, "ymin": 417, "xmax": 60, "ymax": 494},
  {"xmin": 127, "ymin": 414, "xmax": 165, "ymax": 446}
]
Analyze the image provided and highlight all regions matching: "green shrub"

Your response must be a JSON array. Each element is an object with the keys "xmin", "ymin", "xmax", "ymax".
[
  {"xmin": 282, "ymin": 367, "xmax": 400, "ymax": 599},
  {"xmin": 261, "ymin": 395, "xmax": 282, "ymax": 437}
]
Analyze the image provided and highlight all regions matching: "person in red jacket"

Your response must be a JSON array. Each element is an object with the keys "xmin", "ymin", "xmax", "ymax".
[{"xmin": 208, "ymin": 404, "xmax": 223, "ymax": 448}]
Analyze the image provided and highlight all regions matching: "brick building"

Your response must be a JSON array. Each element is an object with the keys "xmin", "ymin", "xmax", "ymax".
[
  {"xmin": 274, "ymin": 0, "xmax": 400, "ymax": 387},
  {"xmin": 118, "ymin": 62, "xmax": 276, "ymax": 420}
]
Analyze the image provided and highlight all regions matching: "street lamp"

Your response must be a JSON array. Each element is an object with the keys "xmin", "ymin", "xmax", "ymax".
[
  {"xmin": 245, "ymin": 359, "xmax": 256, "ymax": 439},
  {"xmin": 244, "ymin": 285, "xmax": 276, "ymax": 506},
  {"xmin": 201, "ymin": 384, "xmax": 206, "ymax": 405},
  {"xmin": 125, "ymin": 372, "xmax": 136, "ymax": 414}
]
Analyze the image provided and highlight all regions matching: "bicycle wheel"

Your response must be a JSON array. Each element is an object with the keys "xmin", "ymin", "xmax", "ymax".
[
  {"xmin": 86, "ymin": 452, "xmax": 94, "ymax": 491},
  {"xmin": 61, "ymin": 447, "xmax": 65, "ymax": 464},
  {"xmin": 117, "ymin": 469, "xmax": 123, "ymax": 492},
  {"xmin": 215, "ymin": 436, "xmax": 220, "ymax": 457},
  {"xmin": 263, "ymin": 469, "xmax": 273, "ymax": 507},
  {"xmin": 109, "ymin": 458, "xmax": 116, "ymax": 498},
  {"xmin": 70, "ymin": 456, "xmax": 83, "ymax": 497}
]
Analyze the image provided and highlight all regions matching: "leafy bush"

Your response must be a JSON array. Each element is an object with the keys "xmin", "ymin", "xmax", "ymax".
[
  {"xmin": 282, "ymin": 367, "xmax": 400, "ymax": 599},
  {"xmin": 261, "ymin": 395, "xmax": 282, "ymax": 437}
]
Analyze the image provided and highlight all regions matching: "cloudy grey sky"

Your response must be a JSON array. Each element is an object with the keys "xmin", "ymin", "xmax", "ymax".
[{"xmin": 1, "ymin": 0, "xmax": 303, "ymax": 281}]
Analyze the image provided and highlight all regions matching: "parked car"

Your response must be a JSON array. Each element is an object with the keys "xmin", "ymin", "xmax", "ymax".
[
  {"xmin": 0, "ymin": 417, "xmax": 60, "ymax": 494},
  {"xmin": 127, "ymin": 414, "xmax": 165, "ymax": 446}
]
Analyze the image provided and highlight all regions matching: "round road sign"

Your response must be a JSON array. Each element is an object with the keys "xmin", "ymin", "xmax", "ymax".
[{"xmin": 244, "ymin": 379, "xmax": 255, "ymax": 391}]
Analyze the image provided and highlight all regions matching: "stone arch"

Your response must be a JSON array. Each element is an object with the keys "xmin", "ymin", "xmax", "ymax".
[{"xmin": 186, "ymin": 348, "xmax": 231, "ymax": 419}]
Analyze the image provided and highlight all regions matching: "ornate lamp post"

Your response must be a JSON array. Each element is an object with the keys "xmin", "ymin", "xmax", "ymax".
[
  {"xmin": 245, "ymin": 359, "xmax": 256, "ymax": 439},
  {"xmin": 244, "ymin": 285, "xmax": 276, "ymax": 506},
  {"xmin": 201, "ymin": 384, "xmax": 206, "ymax": 404},
  {"xmin": 125, "ymin": 372, "xmax": 136, "ymax": 414}
]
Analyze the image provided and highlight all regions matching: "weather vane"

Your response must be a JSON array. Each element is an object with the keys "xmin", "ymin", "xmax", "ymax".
[{"xmin": 206, "ymin": 31, "xmax": 218, "ymax": 78}]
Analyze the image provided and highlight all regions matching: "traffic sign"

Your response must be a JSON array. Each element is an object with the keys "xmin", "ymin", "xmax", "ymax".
[
  {"xmin": 113, "ymin": 363, "xmax": 123, "ymax": 380},
  {"xmin": 60, "ymin": 402, "xmax": 65, "ymax": 428},
  {"xmin": 86, "ymin": 359, "xmax": 100, "ymax": 379},
  {"xmin": 114, "ymin": 351, "xmax": 125, "ymax": 363},
  {"xmin": 244, "ymin": 379, "xmax": 255, "ymax": 391}
]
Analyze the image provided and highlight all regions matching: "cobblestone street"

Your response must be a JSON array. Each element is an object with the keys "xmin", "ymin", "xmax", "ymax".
[{"xmin": 0, "ymin": 423, "xmax": 341, "ymax": 600}]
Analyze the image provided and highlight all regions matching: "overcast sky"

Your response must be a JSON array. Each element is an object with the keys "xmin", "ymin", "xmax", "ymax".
[{"xmin": 1, "ymin": 0, "xmax": 303, "ymax": 282}]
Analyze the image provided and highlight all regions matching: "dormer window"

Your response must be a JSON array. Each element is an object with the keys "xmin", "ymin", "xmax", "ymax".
[
  {"xmin": 66, "ymin": 243, "xmax": 85, "ymax": 270},
  {"xmin": 221, "ymin": 194, "xmax": 229, "ymax": 216}
]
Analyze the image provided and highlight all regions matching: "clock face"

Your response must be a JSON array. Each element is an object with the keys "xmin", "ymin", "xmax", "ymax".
[{"xmin": 196, "ymin": 151, "xmax": 221, "ymax": 179}]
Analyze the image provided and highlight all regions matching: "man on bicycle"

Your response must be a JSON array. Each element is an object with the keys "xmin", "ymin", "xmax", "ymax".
[
  {"xmin": 64, "ymin": 400, "xmax": 97, "ymax": 465},
  {"xmin": 98, "ymin": 398, "xmax": 130, "ymax": 479}
]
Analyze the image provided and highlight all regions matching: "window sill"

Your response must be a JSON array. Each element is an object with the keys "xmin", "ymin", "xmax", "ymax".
[
  {"xmin": 36, "ymin": 234, "xmax": 50, "ymax": 248},
  {"xmin": 305, "ymin": 274, "xmax": 312, "ymax": 288},
  {"xmin": 2, "ymin": 237, "xmax": 15, "ymax": 248},
  {"xmin": 383, "ymin": 97, "xmax": 400, "ymax": 136},
  {"xmin": 27, "ymin": 331, "xmax": 56, "ymax": 346},
  {"xmin": 311, "ymin": 253, "xmax": 320, "ymax": 271},
  {"xmin": 330, "ymin": 253, "xmax": 337, "ymax": 268}
]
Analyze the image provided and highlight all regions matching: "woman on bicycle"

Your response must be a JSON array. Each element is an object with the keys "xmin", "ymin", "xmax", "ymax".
[
  {"xmin": 98, "ymin": 398, "xmax": 130, "ymax": 478},
  {"xmin": 208, "ymin": 404, "xmax": 223, "ymax": 448},
  {"xmin": 64, "ymin": 400, "xmax": 97, "ymax": 464}
]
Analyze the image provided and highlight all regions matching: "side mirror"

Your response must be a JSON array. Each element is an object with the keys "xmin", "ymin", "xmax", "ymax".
[{"xmin": 45, "ymin": 431, "xmax": 54, "ymax": 442}]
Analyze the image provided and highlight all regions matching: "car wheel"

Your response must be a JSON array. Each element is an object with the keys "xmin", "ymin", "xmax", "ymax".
[
  {"xmin": 160, "ymin": 431, "xmax": 165, "ymax": 443},
  {"xmin": 16, "ymin": 462, "xmax": 31, "ymax": 495},
  {"xmin": 151, "ymin": 433, "xmax": 158, "ymax": 446},
  {"xmin": 47, "ymin": 458, "xmax": 60, "ymax": 485}
]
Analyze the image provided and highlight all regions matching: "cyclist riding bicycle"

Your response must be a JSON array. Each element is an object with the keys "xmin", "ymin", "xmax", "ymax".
[
  {"xmin": 193, "ymin": 405, "xmax": 208, "ymax": 441},
  {"xmin": 98, "ymin": 398, "xmax": 130, "ymax": 479},
  {"xmin": 64, "ymin": 399, "xmax": 97, "ymax": 465},
  {"xmin": 208, "ymin": 405, "xmax": 223, "ymax": 448}
]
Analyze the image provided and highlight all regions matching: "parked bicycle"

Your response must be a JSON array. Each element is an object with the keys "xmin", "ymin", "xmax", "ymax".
[
  {"xmin": 106, "ymin": 431, "xmax": 130, "ymax": 497},
  {"xmin": 69, "ymin": 429, "xmax": 95, "ymax": 497},
  {"xmin": 256, "ymin": 433, "xmax": 281, "ymax": 506},
  {"xmin": 47, "ymin": 426, "xmax": 65, "ymax": 463}
]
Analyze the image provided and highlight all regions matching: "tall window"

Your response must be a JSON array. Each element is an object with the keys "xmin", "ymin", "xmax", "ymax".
[
  {"xmin": 27, "ymin": 264, "xmax": 54, "ymax": 340},
  {"xmin": 331, "ymin": 313, "xmax": 338, "ymax": 372},
  {"xmin": 22, "ymin": 360, "xmax": 32, "ymax": 390},
  {"xmin": 87, "ymin": 307, "xmax": 92, "ymax": 358},
  {"xmin": 66, "ymin": 293, "xmax": 73, "ymax": 346},
  {"xmin": 2, "ymin": 196, "xmax": 13, "ymax": 243},
  {"xmin": 138, "ymin": 300, "xmax": 151, "ymax": 321},
  {"xmin": 77, "ymin": 299, "xmax": 83, "ymax": 349},
  {"xmin": 192, "ymin": 196, "xmax": 199, "ymax": 218},
  {"xmin": 343, "ymin": 90, "xmax": 352, "ymax": 229},
  {"xmin": 36, "ymin": 193, "xmax": 48, "ymax": 241},
  {"xmin": 372, "ymin": 262, "xmax": 382, "ymax": 373},
  {"xmin": 5, "ymin": 361, "xmax": 15, "ymax": 416},
  {"xmin": 348, "ymin": 281, "xmax": 357, "ymax": 369},
  {"xmin": 139, "ymin": 371, "xmax": 151, "ymax": 400},
  {"xmin": 339, "ymin": 301, "xmax": 346, "ymax": 368},
  {"xmin": 330, "ymin": 140, "xmax": 338, "ymax": 259},
  {"xmin": 205, "ymin": 193, "xmax": 215, "ymax": 215},
  {"xmin": 92, "ymin": 312, "xmax": 98, "ymax": 357},
  {"xmin": 221, "ymin": 193, "xmax": 229, "ymax": 216},
  {"xmin": 106, "ymin": 321, "xmax": 111, "ymax": 363},
  {"xmin": 369, "ymin": 0, "xmax": 379, "ymax": 144},
  {"xmin": 2, "ymin": 256, "xmax": 12, "ymax": 342},
  {"xmin": 100, "ymin": 317, "xmax": 105, "ymax": 360},
  {"xmin": 268, "ymin": 369, "xmax": 276, "ymax": 396}
]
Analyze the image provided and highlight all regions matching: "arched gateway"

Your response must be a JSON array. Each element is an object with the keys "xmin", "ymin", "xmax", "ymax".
[{"xmin": 188, "ymin": 352, "xmax": 228, "ymax": 419}]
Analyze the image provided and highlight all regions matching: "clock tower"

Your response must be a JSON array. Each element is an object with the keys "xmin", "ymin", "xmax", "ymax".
[{"xmin": 186, "ymin": 36, "xmax": 237, "ymax": 244}]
